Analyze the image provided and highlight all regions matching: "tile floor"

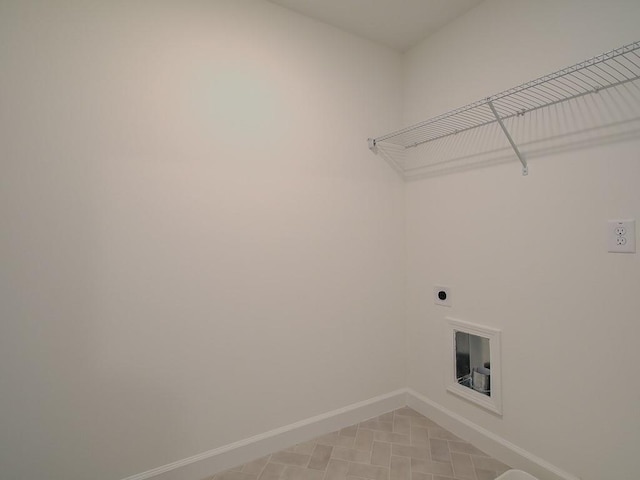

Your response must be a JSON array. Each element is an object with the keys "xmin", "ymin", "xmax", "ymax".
[{"xmin": 209, "ymin": 407, "xmax": 511, "ymax": 480}]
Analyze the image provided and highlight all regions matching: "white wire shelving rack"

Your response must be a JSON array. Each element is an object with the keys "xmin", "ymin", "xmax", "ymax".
[{"xmin": 369, "ymin": 41, "xmax": 640, "ymax": 177}]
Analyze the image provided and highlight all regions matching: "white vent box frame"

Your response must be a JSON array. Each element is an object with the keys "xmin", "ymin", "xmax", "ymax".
[{"xmin": 445, "ymin": 318, "xmax": 502, "ymax": 415}]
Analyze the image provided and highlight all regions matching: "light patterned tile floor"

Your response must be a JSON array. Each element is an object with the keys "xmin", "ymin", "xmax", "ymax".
[{"xmin": 208, "ymin": 407, "xmax": 511, "ymax": 480}]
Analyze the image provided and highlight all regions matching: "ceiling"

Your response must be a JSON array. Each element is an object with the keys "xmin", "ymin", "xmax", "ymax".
[{"xmin": 267, "ymin": 0, "xmax": 483, "ymax": 52}]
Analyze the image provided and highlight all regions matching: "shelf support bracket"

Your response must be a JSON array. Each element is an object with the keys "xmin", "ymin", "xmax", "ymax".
[{"xmin": 487, "ymin": 100, "xmax": 528, "ymax": 176}]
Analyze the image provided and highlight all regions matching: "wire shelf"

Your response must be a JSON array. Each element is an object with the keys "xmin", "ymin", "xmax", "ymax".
[{"xmin": 369, "ymin": 41, "xmax": 640, "ymax": 177}]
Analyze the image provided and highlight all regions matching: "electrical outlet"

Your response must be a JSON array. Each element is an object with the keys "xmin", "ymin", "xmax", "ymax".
[
  {"xmin": 608, "ymin": 220, "xmax": 635, "ymax": 253},
  {"xmin": 434, "ymin": 286, "xmax": 451, "ymax": 307}
]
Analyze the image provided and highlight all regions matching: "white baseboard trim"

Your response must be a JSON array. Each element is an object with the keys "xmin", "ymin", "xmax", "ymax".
[
  {"xmin": 122, "ymin": 388, "xmax": 578, "ymax": 480},
  {"xmin": 406, "ymin": 389, "xmax": 580, "ymax": 480},
  {"xmin": 121, "ymin": 389, "xmax": 407, "ymax": 480}
]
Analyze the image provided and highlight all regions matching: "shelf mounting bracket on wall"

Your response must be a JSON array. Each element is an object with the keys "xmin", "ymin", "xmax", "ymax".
[{"xmin": 487, "ymin": 100, "xmax": 528, "ymax": 176}]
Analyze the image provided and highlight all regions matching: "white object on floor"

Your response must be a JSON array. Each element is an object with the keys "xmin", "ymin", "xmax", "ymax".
[{"xmin": 495, "ymin": 470, "xmax": 540, "ymax": 480}]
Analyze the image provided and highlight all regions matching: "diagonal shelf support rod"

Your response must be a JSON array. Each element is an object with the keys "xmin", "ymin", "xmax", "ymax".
[{"xmin": 487, "ymin": 100, "xmax": 528, "ymax": 176}]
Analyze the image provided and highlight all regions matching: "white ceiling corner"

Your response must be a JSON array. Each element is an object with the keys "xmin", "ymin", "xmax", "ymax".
[{"xmin": 266, "ymin": 0, "xmax": 483, "ymax": 52}]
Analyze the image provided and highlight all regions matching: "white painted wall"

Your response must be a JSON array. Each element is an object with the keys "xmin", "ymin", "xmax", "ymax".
[
  {"xmin": 404, "ymin": 1, "xmax": 640, "ymax": 480},
  {"xmin": 0, "ymin": 2, "xmax": 405, "ymax": 479},
  {"xmin": 3, "ymin": 1, "xmax": 640, "ymax": 479}
]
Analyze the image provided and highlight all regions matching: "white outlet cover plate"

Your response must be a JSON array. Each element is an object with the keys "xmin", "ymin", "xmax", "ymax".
[
  {"xmin": 434, "ymin": 286, "xmax": 451, "ymax": 307},
  {"xmin": 608, "ymin": 219, "xmax": 636, "ymax": 253}
]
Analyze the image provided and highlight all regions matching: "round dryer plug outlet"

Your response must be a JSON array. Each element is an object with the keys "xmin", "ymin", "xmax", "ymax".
[{"xmin": 434, "ymin": 286, "xmax": 451, "ymax": 307}]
